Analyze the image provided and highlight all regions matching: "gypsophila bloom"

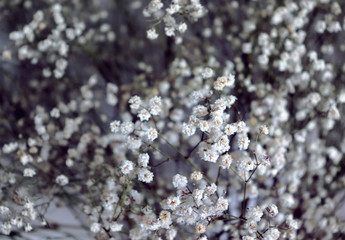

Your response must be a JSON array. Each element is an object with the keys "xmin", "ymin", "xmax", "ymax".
[
  {"xmin": 190, "ymin": 171, "xmax": 203, "ymax": 181},
  {"xmin": 237, "ymin": 133, "xmax": 250, "ymax": 150},
  {"xmin": 224, "ymin": 123, "xmax": 237, "ymax": 135},
  {"xmin": 90, "ymin": 222, "xmax": 101, "ymax": 233},
  {"xmin": 110, "ymin": 222, "xmax": 123, "ymax": 232},
  {"xmin": 110, "ymin": 120, "xmax": 121, "ymax": 133},
  {"xmin": 138, "ymin": 153, "xmax": 150, "ymax": 167},
  {"xmin": 138, "ymin": 109, "xmax": 151, "ymax": 121},
  {"xmin": 128, "ymin": 95, "xmax": 142, "ymax": 109},
  {"xmin": 265, "ymin": 203, "xmax": 279, "ymax": 217},
  {"xmin": 201, "ymin": 67, "xmax": 214, "ymax": 79},
  {"xmin": 147, "ymin": 28, "xmax": 158, "ymax": 39},
  {"xmin": 246, "ymin": 220, "xmax": 257, "ymax": 234},
  {"xmin": 286, "ymin": 218, "xmax": 298, "ymax": 230},
  {"xmin": 242, "ymin": 236, "xmax": 255, "ymax": 240},
  {"xmin": 146, "ymin": 127, "xmax": 158, "ymax": 141},
  {"xmin": 182, "ymin": 123, "xmax": 196, "ymax": 136},
  {"xmin": 259, "ymin": 125, "xmax": 269, "ymax": 135},
  {"xmin": 120, "ymin": 121, "xmax": 135, "ymax": 135},
  {"xmin": 196, "ymin": 223, "xmax": 206, "ymax": 234},
  {"xmin": 137, "ymin": 168, "xmax": 154, "ymax": 183},
  {"xmin": 238, "ymin": 156, "xmax": 255, "ymax": 172},
  {"xmin": 219, "ymin": 154, "xmax": 232, "ymax": 169},
  {"xmin": 23, "ymin": 168, "xmax": 36, "ymax": 177},
  {"xmin": 120, "ymin": 160, "xmax": 135, "ymax": 175},
  {"xmin": 263, "ymin": 228, "xmax": 280, "ymax": 240},
  {"xmin": 172, "ymin": 174, "xmax": 188, "ymax": 189},
  {"xmin": 260, "ymin": 155, "xmax": 271, "ymax": 166},
  {"xmin": 246, "ymin": 206, "xmax": 263, "ymax": 222},
  {"xmin": 56, "ymin": 174, "xmax": 69, "ymax": 186},
  {"xmin": 167, "ymin": 196, "xmax": 180, "ymax": 210},
  {"xmin": 216, "ymin": 197, "xmax": 229, "ymax": 211}
]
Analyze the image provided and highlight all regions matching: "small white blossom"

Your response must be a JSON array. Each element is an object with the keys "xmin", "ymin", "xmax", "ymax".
[
  {"xmin": 147, "ymin": 28, "xmax": 159, "ymax": 40},
  {"xmin": 182, "ymin": 123, "xmax": 196, "ymax": 136},
  {"xmin": 137, "ymin": 168, "xmax": 154, "ymax": 183},
  {"xmin": 259, "ymin": 125, "xmax": 269, "ymax": 135},
  {"xmin": 246, "ymin": 206, "xmax": 263, "ymax": 222},
  {"xmin": 237, "ymin": 133, "xmax": 250, "ymax": 150},
  {"xmin": 56, "ymin": 174, "xmax": 69, "ymax": 186},
  {"xmin": 172, "ymin": 174, "xmax": 188, "ymax": 189},
  {"xmin": 138, "ymin": 109, "xmax": 151, "ymax": 121},
  {"xmin": 110, "ymin": 120, "xmax": 121, "ymax": 133},
  {"xmin": 90, "ymin": 222, "xmax": 101, "ymax": 233},
  {"xmin": 146, "ymin": 127, "xmax": 158, "ymax": 141},
  {"xmin": 219, "ymin": 154, "xmax": 232, "ymax": 169},
  {"xmin": 23, "ymin": 168, "xmax": 36, "ymax": 177},
  {"xmin": 196, "ymin": 223, "xmax": 206, "ymax": 234},
  {"xmin": 138, "ymin": 153, "xmax": 150, "ymax": 167},
  {"xmin": 110, "ymin": 222, "xmax": 123, "ymax": 232},
  {"xmin": 265, "ymin": 203, "xmax": 279, "ymax": 217},
  {"xmin": 167, "ymin": 196, "xmax": 180, "ymax": 210},
  {"xmin": 128, "ymin": 95, "xmax": 142, "ymax": 110},
  {"xmin": 120, "ymin": 160, "xmax": 135, "ymax": 175}
]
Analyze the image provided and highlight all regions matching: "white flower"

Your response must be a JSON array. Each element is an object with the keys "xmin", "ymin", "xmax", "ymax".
[
  {"xmin": 56, "ymin": 174, "xmax": 69, "ymax": 186},
  {"xmin": 128, "ymin": 95, "xmax": 142, "ymax": 109},
  {"xmin": 263, "ymin": 228, "xmax": 280, "ymax": 240},
  {"xmin": 138, "ymin": 109, "xmax": 151, "ymax": 121},
  {"xmin": 120, "ymin": 160, "xmax": 135, "ymax": 175},
  {"xmin": 90, "ymin": 222, "xmax": 101, "ymax": 233},
  {"xmin": 167, "ymin": 196, "xmax": 180, "ymax": 210},
  {"xmin": 138, "ymin": 153, "xmax": 150, "ymax": 167},
  {"xmin": 196, "ymin": 223, "xmax": 206, "ymax": 234},
  {"xmin": 216, "ymin": 197, "xmax": 229, "ymax": 211},
  {"xmin": 286, "ymin": 219, "xmax": 298, "ymax": 230},
  {"xmin": 238, "ymin": 156, "xmax": 255, "ymax": 172},
  {"xmin": 178, "ymin": 23, "xmax": 187, "ymax": 33},
  {"xmin": 224, "ymin": 123, "xmax": 237, "ymax": 135},
  {"xmin": 147, "ymin": 28, "xmax": 159, "ymax": 40},
  {"xmin": 190, "ymin": 171, "xmax": 203, "ymax": 181},
  {"xmin": 110, "ymin": 222, "xmax": 123, "ymax": 232},
  {"xmin": 237, "ymin": 133, "xmax": 250, "ymax": 150},
  {"xmin": 172, "ymin": 174, "xmax": 188, "ymax": 189},
  {"xmin": 201, "ymin": 67, "xmax": 214, "ymax": 79},
  {"xmin": 259, "ymin": 125, "xmax": 269, "ymax": 135},
  {"xmin": 265, "ymin": 203, "xmax": 278, "ymax": 217},
  {"xmin": 199, "ymin": 120, "xmax": 210, "ymax": 132},
  {"xmin": 246, "ymin": 206, "xmax": 263, "ymax": 222},
  {"xmin": 110, "ymin": 120, "xmax": 121, "ymax": 133},
  {"xmin": 219, "ymin": 154, "xmax": 232, "ymax": 169},
  {"xmin": 182, "ymin": 123, "xmax": 196, "ymax": 136},
  {"xmin": 23, "ymin": 168, "xmax": 36, "ymax": 177},
  {"xmin": 146, "ymin": 127, "xmax": 158, "ymax": 141},
  {"xmin": 120, "ymin": 121, "xmax": 134, "ymax": 135},
  {"xmin": 137, "ymin": 168, "xmax": 154, "ymax": 183}
]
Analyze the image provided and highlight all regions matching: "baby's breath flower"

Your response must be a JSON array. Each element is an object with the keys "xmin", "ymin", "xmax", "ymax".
[
  {"xmin": 265, "ymin": 203, "xmax": 279, "ymax": 217},
  {"xmin": 259, "ymin": 125, "xmax": 269, "ymax": 135},
  {"xmin": 56, "ymin": 174, "xmax": 69, "ymax": 186},
  {"xmin": 147, "ymin": 28, "xmax": 159, "ymax": 40},
  {"xmin": 120, "ymin": 160, "xmax": 135, "ymax": 175},
  {"xmin": 138, "ymin": 153, "xmax": 150, "ymax": 167},
  {"xmin": 246, "ymin": 206, "xmax": 263, "ymax": 222},
  {"xmin": 196, "ymin": 223, "xmax": 206, "ymax": 234},
  {"xmin": 167, "ymin": 196, "xmax": 180, "ymax": 210},
  {"xmin": 128, "ymin": 95, "xmax": 142, "ymax": 110},
  {"xmin": 172, "ymin": 174, "xmax": 188, "ymax": 189},
  {"xmin": 146, "ymin": 127, "xmax": 158, "ymax": 141},
  {"xmin": 137, "ymin": 168, "xmax": 154, "ymax": 183},
  {"xmin": 190, "ymin": 171, "xmax": 203, "ymax": 181},
  {"xmin": 219, "ymin": 154, "xmax": 232, "ymax": 169},
  {"xmin": 23, "ymin": 168, "xmax": 36, "ymax": 177}
]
